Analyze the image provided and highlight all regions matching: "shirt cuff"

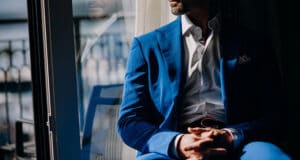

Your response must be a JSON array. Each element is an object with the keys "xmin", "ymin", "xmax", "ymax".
[
  {"xmin": 170, "ymin": 134, "xmax": 184, "ymax": 159},
  {"xmin": 222, "ymin": 128, "xmax": 244, "ymax": 149}
]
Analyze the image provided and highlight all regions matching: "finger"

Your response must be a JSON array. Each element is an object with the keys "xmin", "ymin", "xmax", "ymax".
[
  {"xmin": 205, "ymin": 147, "xmax": 228, "ymax": 156},
  {"xmin": 188, "ymin": 127, "xmax": 211, "ymax": 133},
  {"xmin": 205, "ymin": 129, "xmax": 220, "ymax": 139},
  {"xmin": 192, "ymin": 128, "xmax": 224, "ymax": 139},
  {"xmin": 201, "ymin": 130, "xmax": 215, "ymax": 138},
  {"xmin": 187, "ymin": 156, "xmax": 204, "ymax": 160},
  {"xmin": 188, "ymin": 127, "xmax": 211, "ymax": 135},
  {"xmin": 184, "ymin": 138, "xmax": 214, "ymax": 151},
  {"xmin": 189, "ymin": 129, "xmax": 216, "ymax": 139}
]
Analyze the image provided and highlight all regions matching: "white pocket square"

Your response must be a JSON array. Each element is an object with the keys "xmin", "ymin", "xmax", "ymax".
[{"xmin": 238, "ymin": 54, "xmax": 251, "ymax": 64}]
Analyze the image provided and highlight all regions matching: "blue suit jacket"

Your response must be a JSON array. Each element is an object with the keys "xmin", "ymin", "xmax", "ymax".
[{"xmin": 117, "ymin": 17, "xmax": 285, "ymax": 158}]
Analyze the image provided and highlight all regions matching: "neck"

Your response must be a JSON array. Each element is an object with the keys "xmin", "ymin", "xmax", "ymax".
[{"xmin": 186, "ymin": 7, "xmax": 209, "ymax": 34}]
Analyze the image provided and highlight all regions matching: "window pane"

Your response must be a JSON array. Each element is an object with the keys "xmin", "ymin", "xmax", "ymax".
[
  {"xmin": 72, "ymin": 0, "xmax": 136, "ymax": 159},
  {"xmin": 0, "ymin": 0, "xmax": 36, "ymax": 159}
]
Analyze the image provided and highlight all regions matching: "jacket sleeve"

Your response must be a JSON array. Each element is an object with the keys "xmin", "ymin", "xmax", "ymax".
[{"xmin": 117, "ymin": 37, "xmax": 180, "ymax": 157}]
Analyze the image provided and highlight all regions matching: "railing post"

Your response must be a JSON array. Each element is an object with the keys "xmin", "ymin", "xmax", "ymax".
[{"xmin": 15, "ymin": 121, "xmax": 24, "ymax": 157}]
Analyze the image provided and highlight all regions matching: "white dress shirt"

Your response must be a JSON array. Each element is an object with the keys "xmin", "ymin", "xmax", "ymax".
[{"xmin": 179, "ymin": 14, "xmax": 226, "ymax": 127}]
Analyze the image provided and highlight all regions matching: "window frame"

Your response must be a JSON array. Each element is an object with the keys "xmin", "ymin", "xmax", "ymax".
[{"xmin": 28, "ymin": 0, "xmax": 81, "ymax": 159}]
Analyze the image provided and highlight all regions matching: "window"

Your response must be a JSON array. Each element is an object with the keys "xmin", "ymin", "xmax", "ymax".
[
  {"xmin": 0, "ymin": 0, "xmax": 36, "ymax": 159},
  {"xmin": 72, "ymin": 0, "xmax": 136, "ymax": 159}
]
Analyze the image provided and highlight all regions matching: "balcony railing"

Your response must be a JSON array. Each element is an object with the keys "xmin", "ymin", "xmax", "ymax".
[
  {"xmin": 0, "ymin": 39, "xmax": 32, "ymax": 146},
  {"xmin": 0, "ymin": 32, "xmax": 130, "ymax": 159}
]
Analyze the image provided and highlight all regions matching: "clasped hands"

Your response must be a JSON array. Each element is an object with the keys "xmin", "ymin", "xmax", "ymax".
[{"xmin": 177, "ymin": 127, "xmax": 233, "ymax": 160}]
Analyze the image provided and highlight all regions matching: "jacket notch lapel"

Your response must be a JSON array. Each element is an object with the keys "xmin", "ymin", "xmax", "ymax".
[{"xmin": 156, "ymin": 17, "xmax": 183, "ymax": 100}]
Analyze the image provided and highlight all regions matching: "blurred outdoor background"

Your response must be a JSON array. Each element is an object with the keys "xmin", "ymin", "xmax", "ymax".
[{"xmin": 0, "ymin": 0, "xmax": 135, "ymax": 159}]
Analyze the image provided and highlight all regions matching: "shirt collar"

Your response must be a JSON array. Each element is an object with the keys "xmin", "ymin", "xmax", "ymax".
[
  {"xmin": 181, "ymin": 14, "xmax": 220, "ymax": 36},
  {"xmin": 181, "ymin": 14, "xmax": 195, "ymax": 36}
]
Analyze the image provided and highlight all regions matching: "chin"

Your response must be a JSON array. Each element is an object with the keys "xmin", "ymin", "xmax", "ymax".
[{"xmin": 171, "ymin": 6, "xmax": 186, "ymax": 15}]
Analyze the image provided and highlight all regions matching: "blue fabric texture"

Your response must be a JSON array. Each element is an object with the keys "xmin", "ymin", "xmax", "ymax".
[{"xmin": 240, "ymin": 142, "xmax": 291, "ymax": 160}]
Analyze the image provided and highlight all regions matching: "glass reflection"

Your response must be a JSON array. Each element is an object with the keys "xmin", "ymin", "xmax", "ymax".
[{"xmin": 72, "ymin": 0, "xmax": 136, "ymax": 159}]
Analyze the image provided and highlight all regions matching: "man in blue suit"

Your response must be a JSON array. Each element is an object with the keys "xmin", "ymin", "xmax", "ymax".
[{"xmin": 117, "ymin": 0, "xmax": 291, "ymax": 159}]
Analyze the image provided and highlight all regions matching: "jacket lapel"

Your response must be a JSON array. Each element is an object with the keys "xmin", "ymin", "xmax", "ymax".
[
  {"xmin": 154, "ymin": 17, "xmax": 183, "ymax": 127},
  {"xmin": 155, "ymin": 17, "xmax": 183, "ymax": 101}
]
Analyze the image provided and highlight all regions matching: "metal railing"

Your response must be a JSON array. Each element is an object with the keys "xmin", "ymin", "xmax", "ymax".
[
  {"xmin": 0, "ymin": 39, "xmax": 32, "ymax": 145},
  {"xmin": 0, "ymin": 32, "xmax": 130, "ymax": 153}
]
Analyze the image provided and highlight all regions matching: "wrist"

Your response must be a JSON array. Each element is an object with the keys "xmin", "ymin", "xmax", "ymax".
[
  {"xmin": 176, "ymin": 134, "xmax": 187, "ymax": 159},
  {"xmin": 221, "ymin": 128, "xmax": 234, "ymax": 149},
  {"xmin": 222, "ymin": 128, "xmax": 244, "ymax": 150}
]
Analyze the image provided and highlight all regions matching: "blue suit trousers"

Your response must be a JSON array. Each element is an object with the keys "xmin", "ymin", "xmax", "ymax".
[{"xmin": 136, "ymin": 141, "xmax": 291, "ymax": 160}]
